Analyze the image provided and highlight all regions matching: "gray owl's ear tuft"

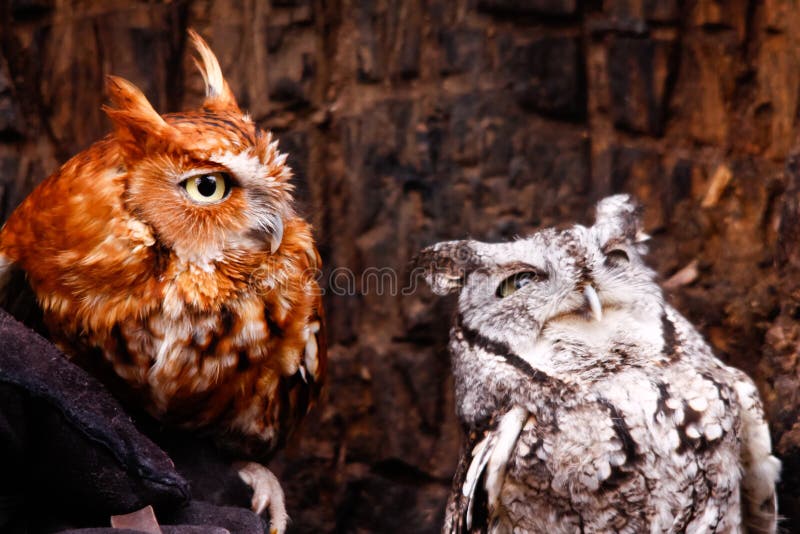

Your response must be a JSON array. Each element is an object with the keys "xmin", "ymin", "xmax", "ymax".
[
  {"xmin": 414, "ymin": 240, "xmax": 477, "ymax": 296},
  {"xmin": 594, "ymin": 194, "xmax": 649, "ymax": 245}
]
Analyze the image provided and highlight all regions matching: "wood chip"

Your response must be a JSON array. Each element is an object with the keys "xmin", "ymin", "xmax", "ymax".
[
  {"xmin": 664, "ymin": 259, "xmax": 699, "ymax": 290},
  {"xmin": 701, "ymin": 164, "xmax": 733, "ymax": 208},
  {"xmin": 110, "ymin": 505, "xmax": 162, "ymax": 534}
]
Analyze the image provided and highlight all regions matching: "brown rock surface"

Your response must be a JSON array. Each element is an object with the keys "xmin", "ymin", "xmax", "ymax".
[{"xmin": 1, "ymin": 0, "xmax": 799, "ymax": 531}]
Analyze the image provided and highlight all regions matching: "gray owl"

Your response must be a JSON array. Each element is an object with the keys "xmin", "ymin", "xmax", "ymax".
[{"xmin": 418, "ymin": 195, "xmax": 780, "ymax": 533}]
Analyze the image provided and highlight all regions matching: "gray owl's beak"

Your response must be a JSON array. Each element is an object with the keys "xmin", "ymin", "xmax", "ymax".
[{"xmin": 583, "ymin": 285, "xmax": 603, "ymax": 321}]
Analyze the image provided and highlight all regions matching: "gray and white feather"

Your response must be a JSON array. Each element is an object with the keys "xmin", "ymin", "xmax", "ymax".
[{"xmin": 418, "ymin": 195, "xmax": 780, "ymax": 534}]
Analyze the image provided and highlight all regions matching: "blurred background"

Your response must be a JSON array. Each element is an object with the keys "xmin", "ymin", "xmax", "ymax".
[{"xmin": 2, "ymin": 0, "xmax": 800, "ymax": 531}]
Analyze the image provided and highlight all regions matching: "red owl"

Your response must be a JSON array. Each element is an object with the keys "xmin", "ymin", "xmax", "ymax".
[{"xmin": 0, "ymin": 30, "xmax": 326, "ymax": 533}]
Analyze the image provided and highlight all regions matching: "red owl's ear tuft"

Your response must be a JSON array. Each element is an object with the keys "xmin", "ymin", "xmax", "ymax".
[
  {"xmin": 188, "ymin": 29, "xmax": 241, "ymax": 113},
  {"xmin": 102, "ymin": 75, "xmax": 175, "ymax": 159}
]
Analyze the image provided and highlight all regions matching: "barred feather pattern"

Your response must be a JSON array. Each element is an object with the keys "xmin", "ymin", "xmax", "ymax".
[{"xmin": 422, "ymin": 195, "xmax": 780, "ymax": 534}]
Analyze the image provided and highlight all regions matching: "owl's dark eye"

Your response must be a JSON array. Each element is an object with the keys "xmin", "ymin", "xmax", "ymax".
[
  {"xmin": 181, "ymin": 172, "xmax": 232, "ymax": 203},
  {"xmin": 497, "ymin": 271, "xmax": 540, "ymax": 298},
  {"xmin": 605, "ymin": 249, "xmax": 630, "ymax": 267}
]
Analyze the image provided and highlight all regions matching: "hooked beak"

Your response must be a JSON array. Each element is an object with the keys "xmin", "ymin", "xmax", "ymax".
[
  {"xmin": 268, "ymin": 216, "xmax": 284, "ymax": 254},
  {"xmin": 583, "ymin": 285, "xmax": 603, "ymax": 321}
]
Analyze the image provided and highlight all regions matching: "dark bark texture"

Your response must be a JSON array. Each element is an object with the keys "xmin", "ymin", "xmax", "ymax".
[{"xmin": 2, "ymin": 0, "xmax": 800, "ymax": 531}]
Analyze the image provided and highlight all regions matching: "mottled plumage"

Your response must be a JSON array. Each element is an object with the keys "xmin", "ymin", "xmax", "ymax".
[
  {"xmin": 0, "ymin": 31, "xmax": 325, "ymax": 533},
  {"xmin": 419, "ymin": 195, "xmax": 780, "ymax": 533}
]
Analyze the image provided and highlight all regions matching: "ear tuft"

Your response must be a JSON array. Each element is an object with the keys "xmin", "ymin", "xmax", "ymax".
[
  {"xmin": 414, "ymin": 240, "xmax": 476, "ymax": 296},
  {"xmin": 103, "ymin": 75, "xmax": 174, "ymax": 160},
  {"xmin": 103, "ymin": 75, "xmax": 167, "ymax": 127},
  {"xmin": 594, "ymin": 194, "xmax": 646, "ymax": 244},
  {"xmin": 188, "ymin": 29, "xmax": 240, "ymax": 113}
]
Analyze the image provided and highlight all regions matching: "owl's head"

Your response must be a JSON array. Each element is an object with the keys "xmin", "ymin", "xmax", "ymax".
[
  {"xmin": 103, "ymin": 30, "xmax": 292, "ymax": 268},
  {"xmin": 418, "ymin": 195, "xmax": 663, "ymax": 357}
]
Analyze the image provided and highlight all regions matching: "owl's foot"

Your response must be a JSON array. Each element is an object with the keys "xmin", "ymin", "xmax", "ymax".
[{"xmin": 235, "ymin": 461, "xmax": 288, "ymax": 534}]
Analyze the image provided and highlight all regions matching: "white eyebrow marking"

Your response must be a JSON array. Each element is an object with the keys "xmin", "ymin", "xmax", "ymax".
[{"xmin": 210, "ymin": 149, "xmax": 263, "ymax": 181}]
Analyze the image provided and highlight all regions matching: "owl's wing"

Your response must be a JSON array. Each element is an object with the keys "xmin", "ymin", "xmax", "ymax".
[
  {"xmin": 300, "ymin": 304, "xmax": 326, "ymax": 392},
  {"xmin": 442, "ymin": 435, "xmax": 477, "ymax": 534},
  {"xmin": 667, "ymin": 306, "xmax": 781, "ymax": 532},
  {"xmin": 443, "ymin": 407, "xmax": 528, "ymax": 534},
  {"xmin": 733, "ymin": 374, "xmax": 781, "ymax": 534},
  {"xmin": 299, "ymin": 244, "xmax": 327, "ymax": 391},
  {"xmin": 275, "ymin": 300, "xmax": 326, "ymax": 449}
]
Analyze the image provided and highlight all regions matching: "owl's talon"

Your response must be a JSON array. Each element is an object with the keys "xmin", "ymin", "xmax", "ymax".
[{"xmin": 235, "ymin": 461, "xmax": 288, "ymax": 534}]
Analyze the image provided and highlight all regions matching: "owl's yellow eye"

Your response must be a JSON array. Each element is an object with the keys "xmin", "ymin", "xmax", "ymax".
[
  {"xmin": 497, "ymin": 271, "xmax": 540, "ymax": 298},
  {"xmin": 181, "ymin": 172, "xmax": 232, "ymax": 203}
]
